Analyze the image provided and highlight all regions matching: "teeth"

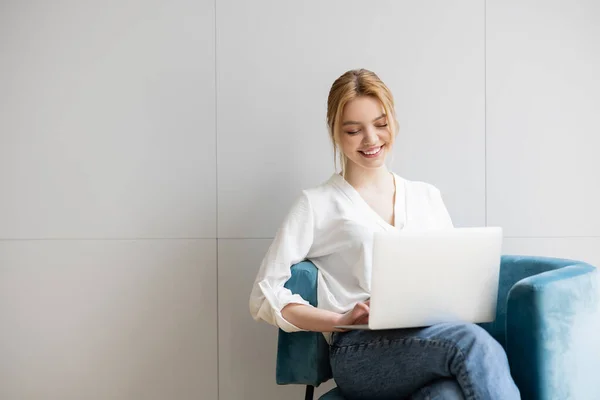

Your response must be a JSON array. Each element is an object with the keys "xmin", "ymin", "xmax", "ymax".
[{"xmin": 362, "ymin": 146, "xmax": 381, "ymax": 155}]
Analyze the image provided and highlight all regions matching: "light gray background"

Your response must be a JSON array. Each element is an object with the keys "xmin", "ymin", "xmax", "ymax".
[{"xmin": 1, "ymin": 0, "xmax": 598, "ymax": 399}]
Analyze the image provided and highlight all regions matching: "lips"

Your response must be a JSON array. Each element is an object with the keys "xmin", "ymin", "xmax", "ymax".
[
  {"xmin": 360, "ymin": 146, "xmax": 381, "ymax": 155},
  {"xmin": 359, "ymin": 145, "xmax": 384, "ymax": 158}
]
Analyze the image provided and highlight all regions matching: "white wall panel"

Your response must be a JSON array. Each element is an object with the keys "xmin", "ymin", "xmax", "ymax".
[
  {"xmin": 218, "ymin": 239, "xmax": 336, "ymax": 399},
  {"xmin": 217, "ymin": 0, "xmax": 485, "ymax": 238},
  {"xmin": 0, "ymin": 0, "xmax": 216, "ymax": 239},
  {"xmin": 0, "ymin": 239, "xmax": 217, "ymax": 400},
  {"xmin": 487, "ymin": 0, "xmax": 600, "ymax": 236}
]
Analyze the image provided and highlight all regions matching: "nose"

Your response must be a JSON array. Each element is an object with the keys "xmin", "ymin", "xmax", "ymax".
[{"xmin": 363, "ymin": 126, "xmax": 379, "ymax": 145}]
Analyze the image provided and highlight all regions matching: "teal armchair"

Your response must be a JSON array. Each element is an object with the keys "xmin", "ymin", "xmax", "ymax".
[{"xmin": 276, "ymin": 256, "xmax": 599, "ymax": 400}]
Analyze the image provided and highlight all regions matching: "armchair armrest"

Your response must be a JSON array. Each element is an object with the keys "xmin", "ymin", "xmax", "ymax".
[
  {"xmin": 275, "ymin": 261, "xmax": 332, "ymax": 386},
  {"xmin": 480, "ymin": 256, "xmax": 598, "ymax": 348},
  {"xmin": 506, "ymin": 261, "xmax": 599, "ymax": 400}
]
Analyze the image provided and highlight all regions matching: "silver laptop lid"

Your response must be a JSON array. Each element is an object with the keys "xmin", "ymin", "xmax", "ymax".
[{"xmin": 368, "ymin": 227, "xmax": 503, "ymax": 330}]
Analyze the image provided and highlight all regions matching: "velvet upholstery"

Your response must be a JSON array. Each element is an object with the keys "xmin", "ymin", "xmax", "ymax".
[
  {"xmin": 276, "ymin": 261, "xmax": 332, "ymax": 386},
  {"xmin": 276, "ymin": 255, "xmax": 599, "ymax": 399},
  {"xmin": 503, "ymin": 257, "xmax": 599, "ymax": 399}
]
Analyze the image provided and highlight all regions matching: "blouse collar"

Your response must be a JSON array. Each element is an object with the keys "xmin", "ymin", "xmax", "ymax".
[{"xmin": 328, "ymin": 172, "xmax": 406, "ymax": 231}]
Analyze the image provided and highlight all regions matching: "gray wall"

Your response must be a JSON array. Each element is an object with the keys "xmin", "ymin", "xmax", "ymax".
[{"xmin": 0, "ymin": 0, "xmax": 598, "ymax": 399}]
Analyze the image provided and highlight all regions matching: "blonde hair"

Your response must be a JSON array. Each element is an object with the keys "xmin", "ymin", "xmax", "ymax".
[{"xmin": 326, "ymin": 69, "xmax": 399, "ymax": 176}]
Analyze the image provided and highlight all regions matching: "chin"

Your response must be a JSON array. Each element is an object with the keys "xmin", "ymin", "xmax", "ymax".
[{"xmin": 362, "ymin": 161, "xmax": 387, "ymax": 169}]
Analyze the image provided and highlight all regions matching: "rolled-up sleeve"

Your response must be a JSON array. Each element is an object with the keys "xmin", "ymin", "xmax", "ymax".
[{"xmin": 249, "ymin": 191, "xmax": 315, "ymax": 332}]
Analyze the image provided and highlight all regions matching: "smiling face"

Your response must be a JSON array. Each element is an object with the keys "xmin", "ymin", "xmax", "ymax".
[{"xmin": 337, "ymin": 96, "xmax": 392, "ymax": 172}]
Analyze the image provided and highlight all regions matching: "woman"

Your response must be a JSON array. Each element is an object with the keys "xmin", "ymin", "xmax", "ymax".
[{"xmin": 249, "ymin": 69, "xmax": 520, "ymax": 400}]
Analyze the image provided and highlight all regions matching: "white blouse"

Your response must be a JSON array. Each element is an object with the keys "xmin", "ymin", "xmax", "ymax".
[{"xmin": 249, "ymin": 172, "xmax": 454, "ymax": 337}]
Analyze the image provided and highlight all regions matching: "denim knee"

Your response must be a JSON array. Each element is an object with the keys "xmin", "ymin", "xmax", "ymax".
[
  {"xmin": 442, "ymin": 323, "xmax": 509, "ymax": 368},
  {"xmin": 445, "ymin": 323, "xmax": 499, "ymax": 345}
]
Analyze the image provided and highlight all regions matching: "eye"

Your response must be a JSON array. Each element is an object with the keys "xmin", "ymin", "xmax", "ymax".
[
  {"xmin": 376, "ymin": 123, "xmax": 388, "ymax": 129},
  {"xmin": 345, "ymin": 130, "xmax": 360, "ymax": 135}
]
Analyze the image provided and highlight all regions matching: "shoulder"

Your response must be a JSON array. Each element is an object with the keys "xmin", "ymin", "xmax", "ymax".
[
  {"xmin": 285, "ymin": 174, "xmax": 348, "ymax": 222},
  {"xmin": 299, "ymin": 173, "xmax": 343, "ymax": 204},
  {"xmin": 284, "ymin": 174, "xmax": 339, "ymax": 215}
]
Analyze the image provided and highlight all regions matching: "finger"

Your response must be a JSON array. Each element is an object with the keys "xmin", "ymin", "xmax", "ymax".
[
  {"xmin": 353, "ymin": 303, "xmax": 369, "ymax": 317},
  {"xmin": 359, "ymin": 302, "xmax": 370, "ymax": 314},
  {"xmin": 353, "ymin": 307, "xmax": 370, "ymax": 324}
]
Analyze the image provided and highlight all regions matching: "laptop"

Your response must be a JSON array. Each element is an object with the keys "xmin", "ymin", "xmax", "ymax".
[{"xmin": 335, "ymin": 227, "xmax": 502, "ymax": 330}]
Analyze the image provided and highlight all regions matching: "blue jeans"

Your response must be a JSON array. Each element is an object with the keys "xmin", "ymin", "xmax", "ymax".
[{"xmin": 329, "ymin": 323, "xmax": 520, "ymax": 400}]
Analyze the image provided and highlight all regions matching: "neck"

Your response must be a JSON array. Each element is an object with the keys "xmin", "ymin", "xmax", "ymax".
[{"xmin": 343, "ymin": 164, "xmax": 391, "ymax": 190}]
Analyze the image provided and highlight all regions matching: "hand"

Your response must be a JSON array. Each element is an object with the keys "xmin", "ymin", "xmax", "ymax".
[{"xmin": 336, "ymin": 300, "xmax": 370, "ymax": 331}]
